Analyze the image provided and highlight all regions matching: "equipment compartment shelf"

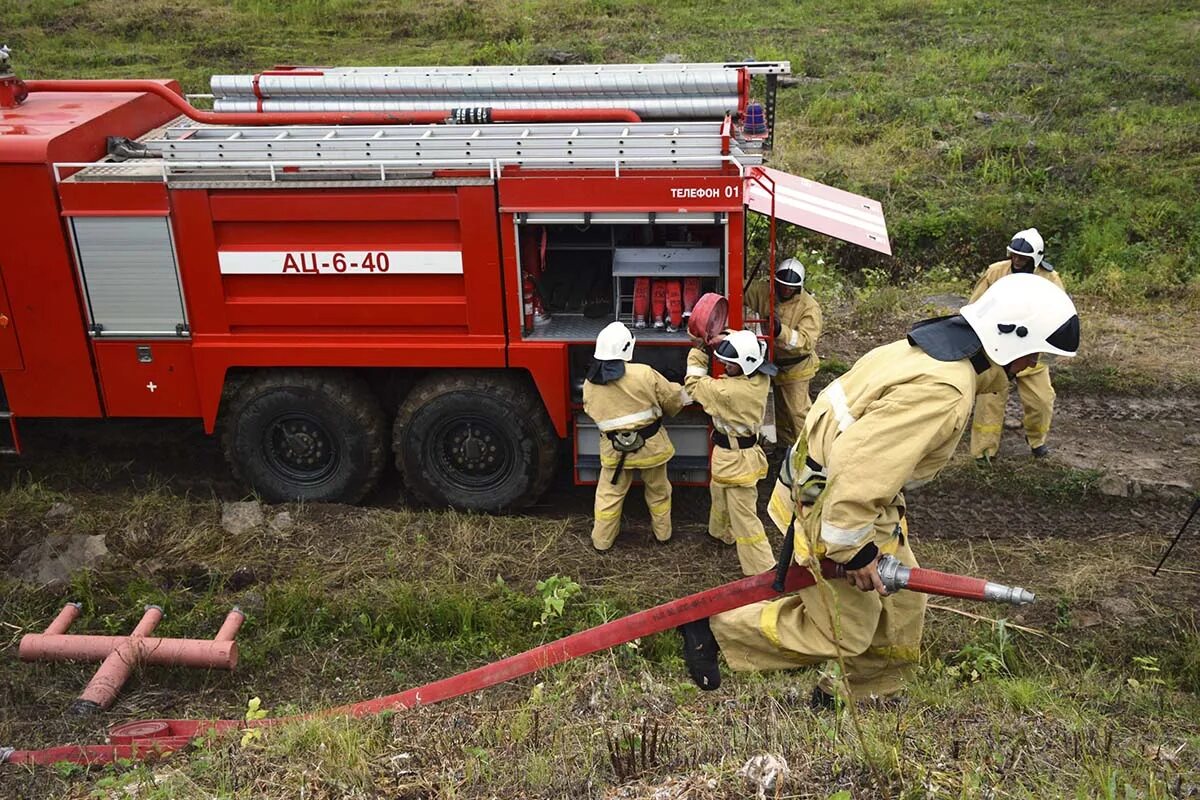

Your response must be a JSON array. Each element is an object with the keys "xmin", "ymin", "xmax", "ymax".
[
  {"xmin": 611, "ymin": 247, "xmax": 721, "ymax": 277},
  {"xmin": 523, "ymin": 315, "xmax": 693, "ymax": 342}
]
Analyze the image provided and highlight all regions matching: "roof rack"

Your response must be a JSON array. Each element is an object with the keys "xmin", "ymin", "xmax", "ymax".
[
  {"xmin": 138, "ymin": 118, "xmax": 759, "ymax": 163},
  {"xmin": 57, "ymin": 153, "xmax": 750, "ymax": 186},
  {"xmin": 61, "ymin": 115, "xmax": 759, "ymax": 184}
]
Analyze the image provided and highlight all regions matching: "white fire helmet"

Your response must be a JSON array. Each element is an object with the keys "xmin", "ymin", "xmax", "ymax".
[
  {"xmin": 960, "ymin": 273, "xmax": 1079, "ymax": 366},
  {"xmin": 1006, "ymin": 227, "xmax": 1046, "ymax": 268},
  {"xmin": 714, "ymin": 329, "xmax": 771, "ymax": 376},
  {"xmin": 594, "ymin": 321, "xmax": 635, "ymax": 361},
  {"xmin": 775, "ymin": 258, "xmax": 806, "ymax": 288}
]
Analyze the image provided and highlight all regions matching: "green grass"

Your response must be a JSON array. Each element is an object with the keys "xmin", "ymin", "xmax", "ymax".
[
  {"xmin": 1, "ymin": 0, "xmax": 1196, "ymax": 300},
  {"xmin": 1, "ymin": 481, "xmax": 1198, "ymax": 798},
  {"xmin": 939, "ymin": 458, "xmax": 1104, "ymax": 503}
]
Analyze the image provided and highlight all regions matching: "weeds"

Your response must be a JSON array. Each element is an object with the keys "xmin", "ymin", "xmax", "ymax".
[
  {"xmin": 1, "ymin": 488, "xmax": 1197, "ymax": 797},
  {"xmin": 3, "ymin": 0, "xmax": 1197, "ymax": 301}
]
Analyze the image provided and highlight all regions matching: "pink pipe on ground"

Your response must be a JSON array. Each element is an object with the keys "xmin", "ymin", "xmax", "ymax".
[
  {"xmin": 21, "ymin": 608, "xmax": 243, "ymax": 666},
  {"xmin": 74, "ymin": 606, "xmax": 163, "ymax": 713},
  {"xmin": 16, "ymin": 605, "xmax": 244, "ymax": 716},
  {"xmin": 43, "ymin": 602, "xmax": 82, "ymax": 635},
  {"xmin": 22, "ymin": 80, "xmax": 642, "ymax": 125},
  {"xmin": 20, "ymin": 635, "xmax": 238, "ymax": 668},
  {"xmin": 214, "ymin": 608, "xmax": 245, "ymax": 642}
]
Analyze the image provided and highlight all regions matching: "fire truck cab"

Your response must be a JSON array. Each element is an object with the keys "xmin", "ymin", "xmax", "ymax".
[{"xmin": 0, "ymin": 56, "xmax": 889, "ymax": 510}]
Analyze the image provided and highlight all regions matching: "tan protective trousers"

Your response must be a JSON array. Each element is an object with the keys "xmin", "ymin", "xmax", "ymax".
[
  {"xmin": 970, "ymin": 366, "xmax": 1055, "ymax": 458},
  {"xmin": 710, "ymin": 538, "xmax": 926, "ymax": 697},
  {"xmin": 773, "ymin": 379, "xmax": 813, "ymax": 448},
  {"xmin": 709, "ymin": 482, "xmax": 776, "ymax": 576},
  {"xmin": 592, "ymin": 464, "xmax": 672, "ymax": 550}
]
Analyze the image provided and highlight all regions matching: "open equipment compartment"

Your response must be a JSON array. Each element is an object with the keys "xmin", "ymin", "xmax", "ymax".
[
  {"xmin": 517, "ymin": 212, "xmax": 727, "ymax": 343},
  {"xmin": 514, "ymin": 213, "xmax": 729, "ymax": 486}
]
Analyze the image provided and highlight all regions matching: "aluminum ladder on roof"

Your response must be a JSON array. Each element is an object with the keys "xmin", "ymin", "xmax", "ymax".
[{"xmin": 129, "ymin": 119, "xmax": 762, "ymax": 169}]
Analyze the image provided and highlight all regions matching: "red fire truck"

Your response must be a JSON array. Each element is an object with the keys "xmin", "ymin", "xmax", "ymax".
[{"xmin": 0, "ymin": 52, "xmax": 889, "ymax": 510}]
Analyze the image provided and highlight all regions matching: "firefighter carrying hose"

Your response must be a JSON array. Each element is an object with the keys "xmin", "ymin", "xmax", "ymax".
[
  {"xmin": 744, "ymin": 258, "xmax": 822, "ymax": 448},
  {"xmin": 678, "ymin": 274, "xmax": 1080, "ymax": 699},
  {"xmin": 584, "ymin": 322, "xmax": 690, "ymax": 551},
  {"xmin": 969, "ymin": 228, "xmax": 1068, "ymax": 461},
  {"xmin": 685, "ymin": 328, "xmax": 778, "ymax": 576}
]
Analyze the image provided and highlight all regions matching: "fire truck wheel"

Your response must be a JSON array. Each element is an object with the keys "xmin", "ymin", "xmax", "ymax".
[
  {"xmin": 222, "ymin": 371, "xmax": 387, "ymax": 504},
  {"xmin": 394, "ymin": 372, "xmax": 557, "ymax": 512}
]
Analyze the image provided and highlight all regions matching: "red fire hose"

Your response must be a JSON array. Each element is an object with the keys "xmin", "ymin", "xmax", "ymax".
[
  {"xmin": 22, "ymin": 80, "xmax": 642, "ymax": 125},
  {"xmin": 1, "ymin": 557, "xmax": 1032, "ymax": 768}
]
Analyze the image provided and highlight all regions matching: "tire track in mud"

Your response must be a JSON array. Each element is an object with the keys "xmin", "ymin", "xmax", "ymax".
[
  {"xmin": 1053, "ymin": 394, "xmax": 1200, "ymax": 422},
  {"xmin": 2, "ymin": 399, "xmax": 1195, "ymax": 547},
  {"xmin": 904, "ymin": 488, "xmax": 1185, "ymax": 541}
]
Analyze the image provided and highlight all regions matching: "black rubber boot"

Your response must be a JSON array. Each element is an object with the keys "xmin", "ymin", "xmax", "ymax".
[
  {"xmin": 1031, "ymin": 444, "xmax": 1051, "ymax": 458},
  {"xmin": 678, "ymin": 619, "xmax": 721, "ymax": 690}
]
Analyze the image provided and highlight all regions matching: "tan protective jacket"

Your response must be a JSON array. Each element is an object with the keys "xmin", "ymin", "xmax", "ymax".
[
  {"xmin": 583, "ymin": 363, "xmax": 685, "ymax": 469},
  {"xmin": 800, "ymin": 340, "xmax": 1006, "ymax": 562},
  {"xmin": 684, "ymin": 348, "xmax": 770, "ymax": 486},
  {"xmin": 971, "ymin": 261, "xmax": 1065, "ymax": 376},
  {"xmin": 745, "ymin": 283, "xmax": 822, "ymax": 382},
  {"xmin": 970, "ymin": 260, "xmax": 1065, "ymax": 301}
]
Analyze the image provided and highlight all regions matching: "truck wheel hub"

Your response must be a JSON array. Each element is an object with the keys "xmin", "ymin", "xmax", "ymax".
[
  {"xmin": 265, "ymin": 414, "xmax": 338, "ymax": 484},
  {"xmin": 436, "ymin": 418, "xmax": 514, "ymax": 488}
]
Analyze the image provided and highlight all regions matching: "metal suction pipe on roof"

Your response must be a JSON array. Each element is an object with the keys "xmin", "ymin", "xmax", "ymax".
[{"xmin": 22, "ymin": 80, "xmax": 641, "ymax": 124}]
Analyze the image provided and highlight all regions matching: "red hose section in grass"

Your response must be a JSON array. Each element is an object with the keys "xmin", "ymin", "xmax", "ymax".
[
  {"xmin": 904, "ymin": 567, "xmax": 991, "ymax": 601},
  {"xmin": 4, "ymin": 562, "xmax": 842, "ymax": 767},
  {"xmin": 5, "ymin": 560, "xmax": 1016, "ymax": 767},
  {"xmin": 23, "ymin": 81, "xmax": 642, "ymax": 125}
]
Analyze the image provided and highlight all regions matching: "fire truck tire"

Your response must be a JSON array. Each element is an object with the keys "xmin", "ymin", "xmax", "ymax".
[
  {"xmin": 222, "ymin": 371, "xmax": 387, "ymax": 504},
  {"xmin": 394, "ymin": 372, "xmax": 557, "ymax": 512}
]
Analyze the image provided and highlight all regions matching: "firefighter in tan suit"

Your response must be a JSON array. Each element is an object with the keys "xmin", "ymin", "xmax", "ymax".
[
  {"xmin": 584, "ymin": 321, "xmax": 688, "ymax": 551},
  {"xmin": 969, "ymin": 228, "xmax": 1067, "ymax": 460},
  {"xmin": 744, "ymin": 259, "xmax": 822, "ymax": 447},
  {"xmin": 684, "ymin": 329, "xmax": 778, "ymax": 576},
  {"xmin": 677, "ymin": 274, "xmax": 1080, "ymax": 696}
]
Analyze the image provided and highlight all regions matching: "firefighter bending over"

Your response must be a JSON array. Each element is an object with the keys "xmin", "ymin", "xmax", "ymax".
[
  {"xmin": 969, "ymin": 228, "xmax": 1067, "ymax": 461},
  {"xmin": 584, "ymin": 322, "xmax": 690, "ymax": 551},
  {"xmin": 678, "ymin": 274, "xmax": 1080, "ymax": 699},
  {"xmin": 684, "ymin": 329, "xmax": 778, "ymax": 576},
  {"xmin": 744, "ymin": 258, "xmax": 822, "ymax": 448}
]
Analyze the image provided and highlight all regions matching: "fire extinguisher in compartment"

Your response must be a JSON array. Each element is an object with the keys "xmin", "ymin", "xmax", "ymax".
[
  {"xmin": 523, "ymin": 272, "xmax": 537, "ymax": 330},
  {"xmin": 666, "ymin": 280, "xmax": 683, "ymax": 332},
  {"xmin": 651, "ymin": 280, "xmax": 667, "ymax": 329},
  {"xmin": 683, "ymin": 277, "xmax": 701, "ymax": 319},
  {"xmin": 633, "ymin": 277, "xmax": 650, "ymax": 329}
]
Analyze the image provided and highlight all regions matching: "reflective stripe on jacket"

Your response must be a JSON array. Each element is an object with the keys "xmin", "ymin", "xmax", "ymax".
[
  {"xmin": 684, "ymin": 347, "xmax": 769, "ymax": 486},
  {"xmin": 745, "ymin": 282, "xmax": 822, "ymax": 383},
  {"xmin": 583, "ymin": 363, "xmax": 685, "ymax": 469},
  {"xmin": 801, "ymin": 340, "xmax": 992, "ymax": 562}
]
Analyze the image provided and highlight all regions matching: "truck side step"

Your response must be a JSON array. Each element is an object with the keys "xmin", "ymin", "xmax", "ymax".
[{"xmin": 0, "ymin": 411, "xmax": 21, "ymax": 455}]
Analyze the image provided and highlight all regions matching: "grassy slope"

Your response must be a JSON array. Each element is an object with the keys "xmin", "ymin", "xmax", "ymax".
[
  {"xmin": 1, "ymin": 476, "xmax": 1198, "ymax": 798},
  {"xmin": 3, "ymin": 0, "xmax": 1198, "ymax": 298}
]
